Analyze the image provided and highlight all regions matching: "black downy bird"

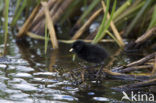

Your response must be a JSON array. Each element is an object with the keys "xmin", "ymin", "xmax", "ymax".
[{"xmin": 69, "ymin": 40, "xmax": 108, "ymax": 75}]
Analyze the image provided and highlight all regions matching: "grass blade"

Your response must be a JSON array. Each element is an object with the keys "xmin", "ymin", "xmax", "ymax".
[
  {"xmin": 124, "ymin": 0, "xmax": 153, "ymax": 37},
  {"xmin": 14, "ymin": 0, "xmax": 22, "ymax": 15},
  {"xmin": 3, "ymin": 0, "xmax": 10, "ymax": 56},
  {"xmin": 147, "ymin": 5, "xmax": 156, "ymax": 30},
  {"xmin": 11, "ymin": 0, "xmax": 27, "ymax": 26},
  {"xmin": 113, "ymin": 0, "xmax": 132, "ymax": 20},
  {"xmin": 44, "ymin": 22, "xmax": 49, "ymax": 54},
  {"xmin": 77, "ymin": 0, "xmax": 101, "ymax": 25},
  {"xmin": 92, "ymin": 0, "xmax": 110, "ymax": 44},
  {"xmin": 114, "ymin": 0, "xmax": 144, "ymax": 24},
  {"xmin": 92, "ymin": 0, "xmax": 116, "ymax": 44}
]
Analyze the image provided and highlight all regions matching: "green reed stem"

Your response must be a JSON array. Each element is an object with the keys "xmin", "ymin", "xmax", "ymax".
[
  {"xmin": 92, "ymin": 0, "xmax": 116, "ymax": 44},
  {"xmin": 114, "ymin": 0, "xmax": 145, "ymax": 24},
  {"xmin": 44, "ymin": 22, "xmax": 49, "ymax": 54},
  {"xmin": 92, "ymin": 0, "xmax": 110, "ymax": 44},
  {"xmin": 147, "ymin": 5, "xmax": 156, "ymax": 30},
  {"xmin": 124, "ymin": 0, "xmax": 153, "ymax": 37},
  {"xmin": 11, "ymin": 0, "xmax": 26, "ymax": 26},
  {"xmin": 78, "ymin": 0, "xmax": 101, "ymax": 24},
  {"xmin": 113, "ymin": 0, "xmax": 132, "ymax": 20},
  {"xmin": 3, "ymin": 0, "xmax": 10, "ymax": 56}
]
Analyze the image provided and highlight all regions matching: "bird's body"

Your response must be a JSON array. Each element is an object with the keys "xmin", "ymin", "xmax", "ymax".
[{"xmin": 70, "ymin": 40, "xmax": 108, "ymax": 64}]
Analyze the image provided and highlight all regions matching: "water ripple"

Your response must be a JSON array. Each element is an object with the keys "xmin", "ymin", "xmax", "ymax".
[
  {"xmin": 12, "ymin": 73, "xmax": 33, "ymax": 78},
  {"xmin": 16, "ymin": 66, "xmax": 34, "ymax": 72},
  {"xmin": 93, "ymin": 97, "xmax": 109, "ymax": 102},
  {"xmin": 11, "ymin": 84, "xmax": 38, "ymax": 91},
  {"xmin": 33, "ymin": 72, "xmax": 59, "ymax": 76}
]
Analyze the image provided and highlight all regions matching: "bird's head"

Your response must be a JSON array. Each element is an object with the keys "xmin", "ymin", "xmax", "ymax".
[{"xmin": 69, "ymin": 40, "xmax": 85, "ymax": 53}]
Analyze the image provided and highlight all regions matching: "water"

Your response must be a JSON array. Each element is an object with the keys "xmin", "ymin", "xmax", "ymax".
[
  {"xmin": 0, "ymin": 38, "xmax": 134, "ymax": 102},
  {"xmin": 0, "ymin": 1, "xmax": 155, "ymax": 102}
]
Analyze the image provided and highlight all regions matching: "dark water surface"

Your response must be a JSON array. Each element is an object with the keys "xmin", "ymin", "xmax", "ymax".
[{"xmin": 0, "ymin": 37, "xmax": 141, "ymax": 103}]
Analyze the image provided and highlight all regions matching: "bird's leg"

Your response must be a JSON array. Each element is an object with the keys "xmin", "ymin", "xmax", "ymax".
[{"xmin": 95, "ymin": 64, "xmax": 105, "ymax": 78}]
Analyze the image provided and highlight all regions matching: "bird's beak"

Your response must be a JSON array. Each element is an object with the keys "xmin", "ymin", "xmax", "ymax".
[{"xmin": 69, "ymin": 48, "xmax": 74, "ymax": 52}]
